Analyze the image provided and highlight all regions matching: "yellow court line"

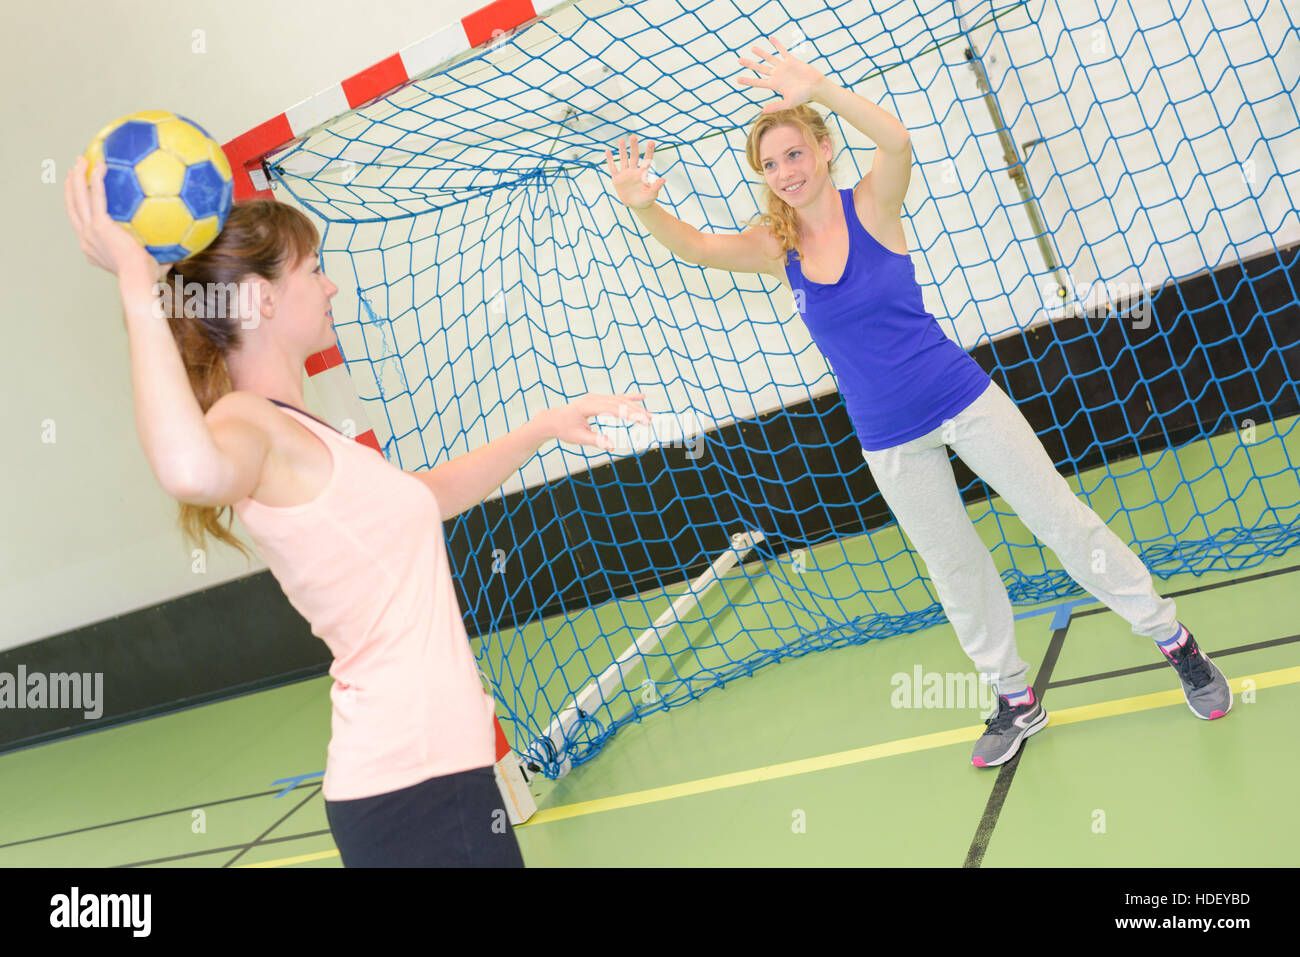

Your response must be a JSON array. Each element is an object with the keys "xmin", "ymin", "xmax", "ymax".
[
  {"xmin": 239, "ymin": 665, "xmax": 1300, "ymax": 865},
  {"xmin": 1048, "ymin": 665, "xmax": 1299, "ymax": 725},
  {"xmin": 236, "ymin": 848, "xmax": 338, "ymax": 868},
  {"xmin": 520, "ymin": 665, "xmax": 1300, "ymax": 827}
]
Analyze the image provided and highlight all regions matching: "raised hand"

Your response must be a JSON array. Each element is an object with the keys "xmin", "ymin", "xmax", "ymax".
[
  {"xmin": 541, "ymin": 392, "xmax": 653, "ymax": 451},
  {"xmin": 604, "ymin": 136, "xmax": 668, "ymax": 210},
  {"xmin": 64, "ymin": 156, "xmax": 169, "ymax": 282},
  {"xmin": 735, "ymin": 34, "xmax": 829, "ymax": 113}
]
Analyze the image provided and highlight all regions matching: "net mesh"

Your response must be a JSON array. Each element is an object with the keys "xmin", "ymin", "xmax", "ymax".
[{"xmin": 264, "ymin": 0, "xmax": 1300, "ymax": 775}]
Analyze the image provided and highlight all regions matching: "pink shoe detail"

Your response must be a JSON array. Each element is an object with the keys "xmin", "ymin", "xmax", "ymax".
[
  {"xmin": 1210, "ymin": 709, "xmax": 1225, "ymax": 719},
  {"xmin": 973, "ymin": 757, "xmax": 987, "ymax": 767}
]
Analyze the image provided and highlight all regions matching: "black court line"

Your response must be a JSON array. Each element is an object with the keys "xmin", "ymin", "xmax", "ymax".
[
  {"xmin": 117, "ymin": 828, "xmax": 333, "ymax": 868},
  {"xmin": 0, "ymin": 786, "xmax": 291, "ymax": 851},
  {"xmin": 1050, "ymin": 633, "xmax": 1300, "ymax": 689},
  {"xmin": 1052, "ymin": 559, "xmax": 1300, "ymax": 686},
  {"xmin": 963, "ymin": 621, "xmax": 1071, "ymax": 868},
  {"xmin": 24, "ymin": 561, "xmax": 1300, "ymax": 866},
  {"xmin": 1070, "ymin": 560, "xmax": 1300, "ymax": 616},
  {"xmin": 222, "ymin": 784, "xmax": 324, "ymax": 868},
  {"xmin": 962, "ymin": 560, "xmax": 1299, "ymax": 867}
]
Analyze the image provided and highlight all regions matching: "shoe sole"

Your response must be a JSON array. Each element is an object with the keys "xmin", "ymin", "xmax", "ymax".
[
  {"xmin": 972, "ymin": 709, "xmax": 1049, "ymax": 768},
  {"xmin": 1183, "ymin": 652, "xmax": 1233, "ymax": 721}
]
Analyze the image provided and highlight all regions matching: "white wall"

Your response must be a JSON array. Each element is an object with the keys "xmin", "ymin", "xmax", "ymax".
[{"xmin": 0, "ymin": 0, "xmax": 506, "ymax": 649}]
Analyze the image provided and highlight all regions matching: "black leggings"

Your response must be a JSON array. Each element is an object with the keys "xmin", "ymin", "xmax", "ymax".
[{"xmin": 324, "ymin": 765, "xmax": 525, "ymax": 867}]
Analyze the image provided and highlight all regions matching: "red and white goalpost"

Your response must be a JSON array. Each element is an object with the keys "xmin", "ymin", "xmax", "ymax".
[
  {"xmin": 222, "ymin": 0, "xmax": 578, "ymax": 203},
  {"xmin": 218, "ymin": 0, "xmax": 586, "ymax": 825}
]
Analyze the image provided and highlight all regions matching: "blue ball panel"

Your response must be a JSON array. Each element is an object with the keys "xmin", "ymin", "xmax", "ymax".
[
  {"xmin": 104, "ymin": 166, "xmax": 146, "ymax": 221},
  {"xmin": 103, "ymin": 122, "xmax": 159, "ymax": 166},
  {"xmin": 218, "ymin": 181, "xmax": 234, "ymax": 225},
  {"xmin": 145, "ymin": 243, "xmax": 191, "ymax": 264},
  {"xmin": 179, "ymin": 161, "xmax": 230, "ymax": 219}
]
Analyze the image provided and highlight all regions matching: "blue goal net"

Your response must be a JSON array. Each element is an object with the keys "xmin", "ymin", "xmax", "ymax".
[{"xmin": 263, "ymin": 0, "xmax": 1300, "ymax": 776}]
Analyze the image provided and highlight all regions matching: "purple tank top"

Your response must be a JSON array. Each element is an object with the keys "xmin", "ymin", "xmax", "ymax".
[{"xmin": 784, "ymin": 188, "xmax": 990, "ymax": 450}]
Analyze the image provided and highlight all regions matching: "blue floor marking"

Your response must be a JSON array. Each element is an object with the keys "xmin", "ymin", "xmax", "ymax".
[
  {"xmin": 271, "ymin": 772, "xmax": 325, "ymax": 797},
  {"xmin": 1013, "ymin": 596, "xmax": 1099, "ymax": 630}
]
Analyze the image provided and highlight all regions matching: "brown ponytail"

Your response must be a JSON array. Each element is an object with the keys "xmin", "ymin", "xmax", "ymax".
[
  {"xmin": 744, "ymin": 105, "xmax": 837, "ymax": 260},
  {"xmin": 165, "ymin": 200, "xmax": 320, "ymax": 563}
]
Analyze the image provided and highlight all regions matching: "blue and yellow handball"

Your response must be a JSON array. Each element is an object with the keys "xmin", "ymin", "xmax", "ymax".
[{"xmin": 84, "ymin": 110, "xmax": 234, "ymax": 263}]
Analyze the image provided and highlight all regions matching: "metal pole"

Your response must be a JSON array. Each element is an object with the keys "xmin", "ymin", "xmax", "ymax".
[{"xmin": 954, "ymin": 2, "xmax": 1070, "ymax": 301}]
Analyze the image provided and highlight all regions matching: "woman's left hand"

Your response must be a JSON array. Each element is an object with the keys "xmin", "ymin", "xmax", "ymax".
[
  {"xmin": 541, "ymin": 392, "xmax": 653, "ymax": 451},
  {"xmin": 736, "ymin": 35, "xmax": 829, "ymax": 113}
]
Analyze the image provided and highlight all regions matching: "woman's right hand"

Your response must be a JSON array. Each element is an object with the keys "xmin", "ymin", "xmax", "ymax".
[
  {"xmin": 64, "ymin": 155, "xmax": 168, "ymax": 283},
  {"xmin": 605, "ymin": 135, "xmax": 667, "ymax": 210}
]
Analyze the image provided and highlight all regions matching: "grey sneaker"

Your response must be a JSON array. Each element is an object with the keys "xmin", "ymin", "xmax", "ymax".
[
  {"xmin": 1162, "ymin": 629, "xmax": 1232, "ymax": 719},
  {"xmin": 972, "ymin": 693, "xmax": 1049, "ymax": 767}
]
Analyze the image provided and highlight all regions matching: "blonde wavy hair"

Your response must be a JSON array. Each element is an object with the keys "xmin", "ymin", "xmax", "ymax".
[{"xmin": 745, "ymin": 104, "xmax": 836, "ymax": 261}]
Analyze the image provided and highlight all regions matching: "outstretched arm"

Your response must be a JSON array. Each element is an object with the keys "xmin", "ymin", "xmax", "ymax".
[
  {"xmin": 409, "ymin": 393, "xmax": 652, "ymax": 517},
  {"xmin": 605, "ymin": 136, "xmax": 786, "ymax": 279},
  {"xmin": 738, "ymin": 36, "xmax": 913, "ymax": 221}
]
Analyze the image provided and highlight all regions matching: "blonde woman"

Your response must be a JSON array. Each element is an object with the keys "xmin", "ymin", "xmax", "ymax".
[
  {"xmin": 605, "ymin": 37, "xmax": 1230, "ymax": 767},
  {"xmin": 65, "ymin": 156, "xmax": 650, "ymax": 865}
]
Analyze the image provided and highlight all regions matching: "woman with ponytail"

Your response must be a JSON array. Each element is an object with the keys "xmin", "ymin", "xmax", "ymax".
[
  {"xmin": 65, "ymin": 155, "xmax": 650, "ymax": 866},
  {"xmin": 605, "ymin": 36, "xmax": 1231, "ymax": 768}
]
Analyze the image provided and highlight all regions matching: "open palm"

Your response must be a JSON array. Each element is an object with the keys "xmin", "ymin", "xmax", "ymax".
[
  {"xmin": 544, "ymin": 392, "xmax": 652, "ymax": 451},
  {"xmin": 736, "ymin": 35, "xmax": 827, "ymax": 113},
  {"xmin": 605, "ymin": 136, "xmax": 667, "ymax": 210}
]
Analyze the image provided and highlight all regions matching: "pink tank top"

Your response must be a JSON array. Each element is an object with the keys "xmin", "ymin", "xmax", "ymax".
[{"xmin": 232, "ymin": 401, "xmax": 496, "ymax": 801}]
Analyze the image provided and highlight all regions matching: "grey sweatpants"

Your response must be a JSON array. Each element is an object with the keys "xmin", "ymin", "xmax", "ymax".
[{"xmin": 861, "ymin": 379, "xmax": 1180, "ymax": 696}]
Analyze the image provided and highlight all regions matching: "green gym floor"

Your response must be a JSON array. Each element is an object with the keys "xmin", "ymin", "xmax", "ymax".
[{"xmin": 2, "ymin": 420, "xmax": 1297, "ymax": 867}]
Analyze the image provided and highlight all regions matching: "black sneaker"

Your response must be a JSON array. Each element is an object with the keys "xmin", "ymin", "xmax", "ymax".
[
  {"xmin": 1162, "ymin": 628, "xmax": 1232, "ymax": 720},
  {"xmin": 972, "ymin": 693, "xmax": 1049, "ymax": 767}
]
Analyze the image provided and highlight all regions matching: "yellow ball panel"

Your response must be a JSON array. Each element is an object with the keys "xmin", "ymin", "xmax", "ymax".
[
  {"xmin": 84, "ymin": 137, "xmax": 105, "ymax": 180},
  {"xmin": 121, "ymin": 109, "xmax": 178, "ymax": 124},
  {"xmin": 122, "ymin": 220, "xmax": 148, "ymax": 247},
  {"xmin": 156, "ymin": 118, "xmax": 213, "ymax": 166},
  {"xmin": 133, "ymin": 149, "xmax": 187, "ymax": 198},
  {"xmin": 182, "ymin": 216, "xmax": 220, "ymax": 253},
  {"xmin": 210, "ymin": 143, "xmax": 233, "ymax": 182},
  {"xmin": 131, "ymin": 196, "xmax": 193, "ymax": 246}
]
